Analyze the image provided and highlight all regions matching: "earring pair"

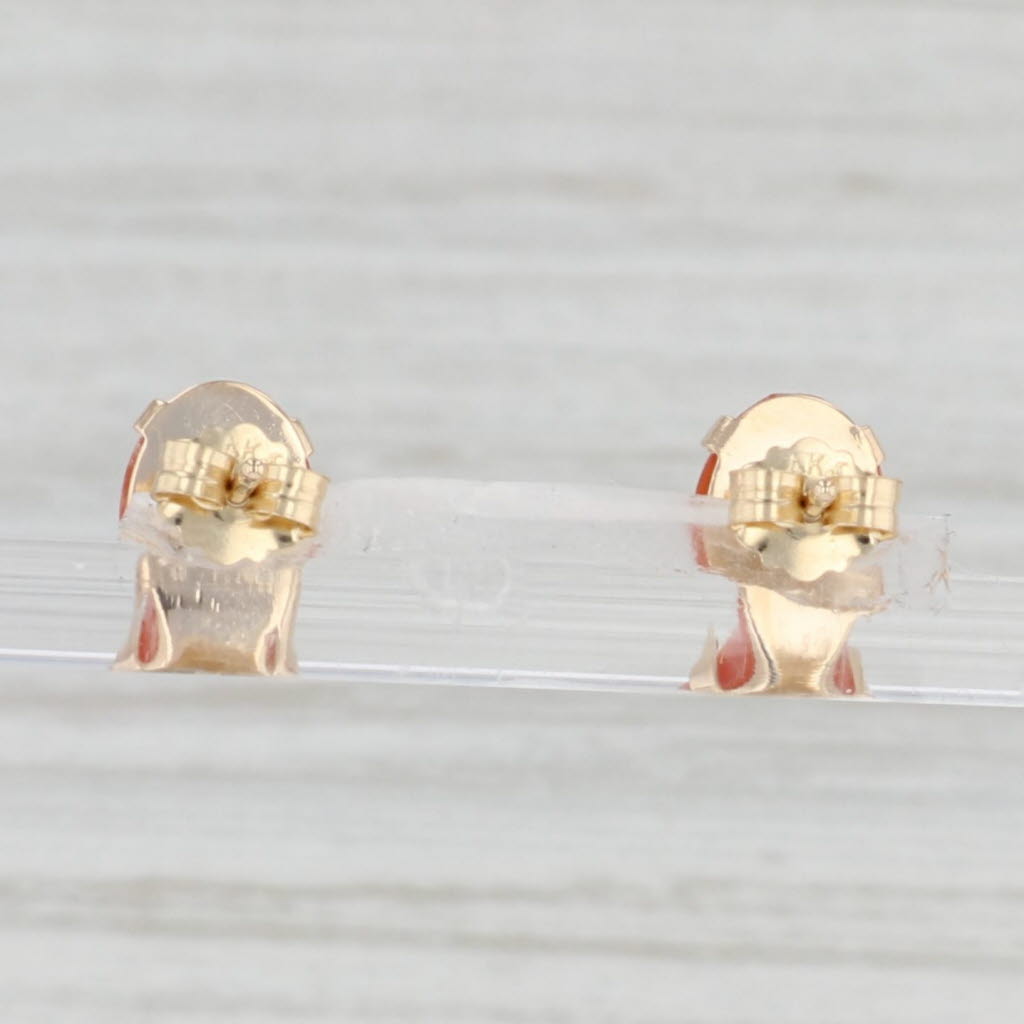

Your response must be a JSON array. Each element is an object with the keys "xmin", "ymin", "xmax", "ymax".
[{"xmin": 115, "ymin": 382, "xmax": 902, "ymax": 694}]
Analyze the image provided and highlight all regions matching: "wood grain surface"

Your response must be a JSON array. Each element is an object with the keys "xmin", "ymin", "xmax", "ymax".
[
  {"xmin": 1, "ymin": 671, "xmax": 1022, "ymax": 1023},
  {"xmin": 3, "ymin": 0, "xmax": 1023, "ymax": 568}
]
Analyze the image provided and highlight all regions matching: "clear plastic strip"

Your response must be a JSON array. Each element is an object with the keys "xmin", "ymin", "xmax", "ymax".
[{"xmin": 0, "ymin": 480, "xmax": 1018, "ymax": 706}]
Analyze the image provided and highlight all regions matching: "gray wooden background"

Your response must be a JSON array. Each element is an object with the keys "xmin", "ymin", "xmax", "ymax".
[{"xmin": 1, "ymin": 1, "xmax": 1022, "ymax": 1020}]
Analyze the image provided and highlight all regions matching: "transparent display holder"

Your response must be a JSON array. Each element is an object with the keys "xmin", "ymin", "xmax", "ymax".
[{"xmin": 0, "ymin": 479, "xmax": 1019, "ymax": 706}]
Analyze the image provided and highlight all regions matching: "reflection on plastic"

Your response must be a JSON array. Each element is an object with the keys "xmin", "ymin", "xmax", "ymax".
[{"xmin": 411, "ymin": 556, "xmax": 513, "ymax": 617}]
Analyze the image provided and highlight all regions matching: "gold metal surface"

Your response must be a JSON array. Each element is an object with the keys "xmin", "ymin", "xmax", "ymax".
[
  {"xmin": 115, "ymin": 381, "xmax": 328, "ymax": 675},
  {"xmin": 152, "ymin": 438, "xmax": 327, "ymax": 536},
  {"xmin": 690, "ymin": 394, "xmax": 901, "ymax": 697}
]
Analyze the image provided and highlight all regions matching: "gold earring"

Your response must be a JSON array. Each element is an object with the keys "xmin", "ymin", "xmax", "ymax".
[
  {"xmin": 690, "ymin": 393, "xmax": 901, "ymax": 697},
  {"xmin": 115, "ymin": 380, "xmax": 328, "ymax": 675}
]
